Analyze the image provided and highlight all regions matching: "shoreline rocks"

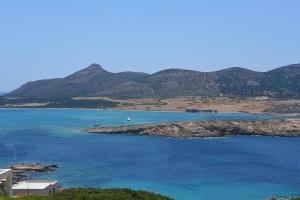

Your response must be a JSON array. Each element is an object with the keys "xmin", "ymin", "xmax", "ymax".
[
  {"xmin": 11, "ymin": 163, "xmax": 58, "ymax": 184},
  {"xmin": 11, "ymin": 163, "xmax": 58, "ymax": 172},
  {"xmin": 185, "ymin": 108, "xmax": 218, "ymax": 113},
  {"xmin": 85, "ymin": 118, "xmax": 300, "ymax": 138}
]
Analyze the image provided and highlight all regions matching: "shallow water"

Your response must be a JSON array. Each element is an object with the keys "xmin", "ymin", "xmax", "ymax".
[{"xmin": 0, "ymin": 109, "xmax": 299, "ymax": 200}]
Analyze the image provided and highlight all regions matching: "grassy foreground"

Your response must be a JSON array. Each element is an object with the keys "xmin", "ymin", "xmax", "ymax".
[{"xmin": 0, "ymin": 188, "xmax": 173, "ymax": 200}]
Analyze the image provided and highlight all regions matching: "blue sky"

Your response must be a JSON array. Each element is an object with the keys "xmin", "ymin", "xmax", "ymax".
[{"xmin": 0, "ymin": 0, "xmax": 299, "ymax": 91}]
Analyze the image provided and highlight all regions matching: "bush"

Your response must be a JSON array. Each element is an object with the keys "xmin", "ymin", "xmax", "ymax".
[{"xmin": 0, "ymin": 188, "xmax": 173, "ymax": 200}]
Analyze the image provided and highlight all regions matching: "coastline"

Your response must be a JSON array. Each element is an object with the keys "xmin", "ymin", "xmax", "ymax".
[
  {"xmin": 0, "ymin": 107, "xmax": 190, "ymax": 113},
  {"xmin": 1, "ymin": 96, "xmax": 300, "ymax": 116},
  {"xmin": 84, "ymin": 118, "xmax": 300, "ymax": 138},
  {"xmin": 0, "ymin": 106, "xmax": 269, "ymax": 114},
  {"xmin": 0, "ymin": 106, "xmax": 292, "ymax": 116}
]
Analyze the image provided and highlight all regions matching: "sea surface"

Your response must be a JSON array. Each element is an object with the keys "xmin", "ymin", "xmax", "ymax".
[{"xmin": 0, "ymin": 109, "xmax": 299, "ymax": 200}]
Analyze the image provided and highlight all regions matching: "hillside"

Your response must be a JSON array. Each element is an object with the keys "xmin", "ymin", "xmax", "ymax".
[
  {"xmin": 0, "ymin": 188, "xmax": 172, "ymax": 200},
  {"xmin": 6, "ymin": 63, "xmax": 300, "ymax": 99}
]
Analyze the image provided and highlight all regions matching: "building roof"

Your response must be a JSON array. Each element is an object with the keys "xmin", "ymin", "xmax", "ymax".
[
  {"xmin": 0, "ymin": 169, "xmax": 12, "ymax": 179},
  {"xmin": 0, "ymin": 169, "xmax": 11, "ymax": 174},
  {"xmin": 12, "ymin": 180, "xmax": 58, "ymax": 190}
]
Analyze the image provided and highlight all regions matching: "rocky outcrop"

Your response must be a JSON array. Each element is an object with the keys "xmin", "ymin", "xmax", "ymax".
[
  {"xmin": 11, "ymin": 163, "xmax": 58, "ymax": 184},
  {"xmin": 85, "ymin": 118, "xmax": 300, "ymax": 138},
  {"xmin": 11, "ymin": 163, "xmax": 58, "ymax": 172},
  {"xmin": 185, "ymin": 108, "xmax": 218, "ymax": 113}
]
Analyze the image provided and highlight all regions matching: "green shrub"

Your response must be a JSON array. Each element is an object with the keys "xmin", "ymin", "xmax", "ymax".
[{"xmin": 0, "ymin": 188, "xmax": 172, "ymax": 200}]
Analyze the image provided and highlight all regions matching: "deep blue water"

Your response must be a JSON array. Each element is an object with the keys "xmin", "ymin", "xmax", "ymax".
[{"xmin": 0, "ymin": 109, "xmax": 299, "ymax": 200}]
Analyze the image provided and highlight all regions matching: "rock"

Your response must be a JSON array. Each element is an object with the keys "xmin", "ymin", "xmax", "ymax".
[
  {"xmin": 11, "ymin": 163, "xmax": 58, "ymax": 172},
  {"xmin": 185, "ymin": 108, "xmax": 200, "ymax": 113},
  {"xmin": 11, "ymin": 163, "xmax": 58, "ymax": 184},
  {"xmin": 185, "ymin": 108, "xmax": 217, "ymax": 113},
  {"xmin": 85, "ymin": 118, "xmax": 300, "ymax": 138}
]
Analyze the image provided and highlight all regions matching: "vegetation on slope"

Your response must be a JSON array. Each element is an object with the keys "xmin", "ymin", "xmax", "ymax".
[
  {"xmin": 0, "ymin": 97, "xmax": 119, "ymax": 109},
  {"xmin": 264, "ymin": 103, "xmax": 300, "ymax": 114},
  {"xmin": 6, "ymin": 63, "xmax": 300, "ymax": 99},
  {"xmin": 0, "ymin": 188, "xmax": 173, "ymax": 200}
]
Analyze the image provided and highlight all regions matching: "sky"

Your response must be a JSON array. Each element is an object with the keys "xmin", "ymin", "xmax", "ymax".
[{"xmin": 0, "ymin": 0, "xmax": 300, "ymax": 91}]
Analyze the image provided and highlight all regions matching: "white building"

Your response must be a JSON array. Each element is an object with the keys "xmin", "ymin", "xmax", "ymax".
[
  {"xmin": 0, "ymin": 169, "xmax": 13, "ymax": 197},
  {"xmin": 12, "ymin": 180, "xmax": 59, "ymax": 196}
]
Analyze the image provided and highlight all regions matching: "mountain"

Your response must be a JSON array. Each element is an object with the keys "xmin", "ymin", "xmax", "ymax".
[{"xmin": 7, "ymin": 63, "xmax": 300, "ymax": 99}]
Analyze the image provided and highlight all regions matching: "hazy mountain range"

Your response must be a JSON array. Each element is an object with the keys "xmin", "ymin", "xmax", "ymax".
[{"xmin": 6, "ymin": 63, "xmax": 300, "ymax": 99}]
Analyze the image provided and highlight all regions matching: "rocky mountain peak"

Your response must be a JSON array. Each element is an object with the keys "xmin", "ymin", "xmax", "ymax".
[
  {"xmin": 65, "ymin": 63, "xmax": 109, "ymax": 80},
  {"xmin": 83, "ymin": 63, "xmax": 107, "ymax": 73}
]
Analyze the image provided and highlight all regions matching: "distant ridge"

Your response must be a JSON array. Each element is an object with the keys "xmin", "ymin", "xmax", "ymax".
[{"xmin": 7, "ymin": 63, "xmax": 300, "ymax": 99}]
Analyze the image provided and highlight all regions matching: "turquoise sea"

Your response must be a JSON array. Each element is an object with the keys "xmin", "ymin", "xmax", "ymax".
[{"xmin": 0, "ymin": 109, "xmax": 299, "ymax": 200}]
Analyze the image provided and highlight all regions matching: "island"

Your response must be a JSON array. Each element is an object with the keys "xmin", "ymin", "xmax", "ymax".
[{"xmin": 85, "ymin": 118, "xmax": 300, "ymax": 138}]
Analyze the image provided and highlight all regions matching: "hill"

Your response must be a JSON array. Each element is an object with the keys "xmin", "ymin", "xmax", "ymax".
[{"xmin": 6, "ymin": 63, "xmax": 300, "ymax": 99}]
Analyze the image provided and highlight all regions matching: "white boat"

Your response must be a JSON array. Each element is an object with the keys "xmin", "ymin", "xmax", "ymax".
[{"xmin": 127, "ymin": 117, "xmax": 131, "ymax": 121}]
